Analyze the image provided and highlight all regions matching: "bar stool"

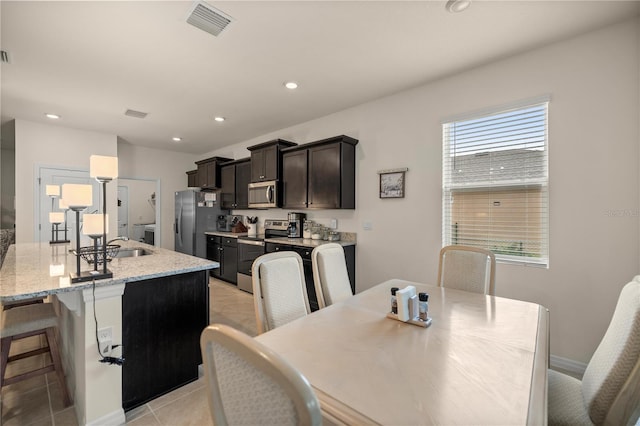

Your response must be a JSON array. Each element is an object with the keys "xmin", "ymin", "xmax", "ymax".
[{"xmin": 1, "ymin": 303, "xmax": 72, "ymax": 407}]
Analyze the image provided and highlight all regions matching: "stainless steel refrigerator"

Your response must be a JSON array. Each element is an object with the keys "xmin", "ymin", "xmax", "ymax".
[{"xmin": 174, "ymin": 190, "xmax": 226, "ymax": 258}]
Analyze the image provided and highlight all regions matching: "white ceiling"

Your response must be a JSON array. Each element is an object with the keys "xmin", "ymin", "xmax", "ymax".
[{"xmin": 1, "ymin": 0, "xmax": 638, "ymax": 155}]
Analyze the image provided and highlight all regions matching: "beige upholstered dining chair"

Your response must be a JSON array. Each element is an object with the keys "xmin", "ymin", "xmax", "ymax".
[
  {"xmin": 311, "ymin": 243, "xmax": 353, "ymax": 309},
  {"xmin": 252, "ymin": 251, "xmax": 310, "ymax": 334},
  {"xmin": 200, "ymin": 323, "xmax": 322, "ymax": 426},
  {"xmin": 437, "ymin": 245, "xmax": 496, "ymax": 295},
  {"xmin": 548, "ymin": 278, "xmax": 640, "ymax": 426}
]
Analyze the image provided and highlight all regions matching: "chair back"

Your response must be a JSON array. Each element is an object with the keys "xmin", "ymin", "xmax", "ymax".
[
  {"xmin": 437, "ymin": 245, "xmax": 496, "ymax": 295},
  {"xmin": 311, "ymin": 243, "xmax": 353, "ymax": 309},
  {"xmin": 200, "ymin": 324, "xmax": 322, "ymax": 426},
  {"xmin": 252, "ymin": 251, "xmax": 310, "ymax": 334},
  {"xmin": 581, "ymin": 279, "xmax": 640, "ymax": 425}
]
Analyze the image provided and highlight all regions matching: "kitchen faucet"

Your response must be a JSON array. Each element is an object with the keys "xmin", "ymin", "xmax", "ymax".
[{"xmin": 106, "ymin": 236, "xmax": 129, "ymax": 245}]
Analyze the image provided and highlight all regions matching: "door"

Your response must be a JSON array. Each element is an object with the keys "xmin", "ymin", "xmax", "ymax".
[
  {"xmin": 308, "ymin": 144, "xmax": 341, "ymax": 209},
  {"xmin": 220, "ymin": 165, "xmax": 235, "ymax": 209},
  {"xmin": 117, "ymin": 186, "xmax": 129, "ymax": 238},
  {"xmin": 282, "ymin": 150, "xmax": 308, "ymax": 209},
  {"xmin": 38, "ymin": 167, "xmax": 101, "ymax": 245},
  {"xmin": 235, "ymin": 161, "xmax": 251, "ymax": 209}
]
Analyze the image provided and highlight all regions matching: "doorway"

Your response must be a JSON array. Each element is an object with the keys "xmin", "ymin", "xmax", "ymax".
[
  {"xmin": 117, "ymin": 186, "xmax": 129, "ymax": 238},
  {"xmin": 117, "ymin": 178, "xmax": 160, "ymax": 246}
]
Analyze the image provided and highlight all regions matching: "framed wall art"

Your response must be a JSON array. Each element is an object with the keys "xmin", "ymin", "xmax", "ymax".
[{"xmin": 378, "ymin": 168, "xmax": 408, "ymax": 199}]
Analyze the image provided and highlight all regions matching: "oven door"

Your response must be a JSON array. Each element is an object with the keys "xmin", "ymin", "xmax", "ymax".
[
  {"xmin": 237, "ymin": 239, "xmax": 265, "ymax": 293},
  {"xmin": 248, "ymin": 181, "xmax": 278, "ymax": 208}
]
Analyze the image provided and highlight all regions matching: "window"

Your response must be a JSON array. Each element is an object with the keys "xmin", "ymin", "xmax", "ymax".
[{"xmin": 442, "ymin": 99, "xmax": 549, "ymax": 266}]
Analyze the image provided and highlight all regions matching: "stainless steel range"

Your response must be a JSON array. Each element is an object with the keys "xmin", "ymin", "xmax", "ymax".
[{"xmin": 236, "ymin": 219, "xmax": 289, "ymax": 294}]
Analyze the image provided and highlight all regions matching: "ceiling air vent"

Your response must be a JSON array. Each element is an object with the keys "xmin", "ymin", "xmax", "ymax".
[
  {"xmin": 186, "ymin": 1, "xmax": 233, "ymax": 37},
  {"xmin": 125, "ymin": 109, "xmax": 148, "ymax": 119}
]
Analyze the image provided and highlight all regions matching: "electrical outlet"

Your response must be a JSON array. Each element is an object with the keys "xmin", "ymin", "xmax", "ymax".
[
  {"xmin": 98, "ymin": 326, "xmax": 113, "ymax": 356},
  {"xmin": 363, "ymin": 221, "xmax": 373, "ymax": 231},
  {"xmin": 330, "ymin": 219, "xmax": 338, "ymax": 229}
]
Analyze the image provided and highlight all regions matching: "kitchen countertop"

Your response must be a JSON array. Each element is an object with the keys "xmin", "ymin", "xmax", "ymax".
[
  {"xmin": 0, "ymin": 240, "xmax": 218, "ymax": 303},
  {"xmin": 204, "ymin": 231, "xmax": 246, "ymax": 238},
  {"xmin": 204, "ymin": 231, "xmax": 356, "ymax": 247}
]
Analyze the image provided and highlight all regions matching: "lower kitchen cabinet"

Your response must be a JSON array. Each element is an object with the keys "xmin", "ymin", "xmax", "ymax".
[
  {"xmin": 207, "ymin": 235, "xmax": 237, "ymax": 284},
  {"xmin": 122, "ymin": 271, "xmax": 208, "ymax": 411},
  {"xmin": 265, "ymin": 242, "xmax": 355, "ymax": 312}
]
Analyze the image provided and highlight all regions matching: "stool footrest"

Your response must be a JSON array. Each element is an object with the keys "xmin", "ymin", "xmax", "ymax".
[{"xmin": 3, "ymin": 364, "xmax": 54, "ymax": 386}]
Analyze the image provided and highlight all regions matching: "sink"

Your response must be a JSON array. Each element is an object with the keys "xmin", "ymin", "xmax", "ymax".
[{"xmin": 115, "ymin": 248, "xmax": 151, "ymax": 258}]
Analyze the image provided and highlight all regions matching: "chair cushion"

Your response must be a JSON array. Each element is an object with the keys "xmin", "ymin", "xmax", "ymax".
[
  {"xmin": 1, "ymin": 303, "xmax": 58, "ymax": 337},
  {"xmin": 260, "ymin": 257, "xmax": 307, "ymax": 330},
  {"xmin": 317, "ymin": 247, "xmax": 352, "ymax": 306},
  {"xmin": 548, "ymin": 369, "xmax": 593, "ymax": 425},
  {"xmin": 581, "ymin": 280, "xmax": 640, "ymax": 424}
]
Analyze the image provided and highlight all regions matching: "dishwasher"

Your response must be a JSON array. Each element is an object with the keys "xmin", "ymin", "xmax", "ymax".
[{"xmin": 236, "ymin": 237, "xmax": 265, "ymax": 293}]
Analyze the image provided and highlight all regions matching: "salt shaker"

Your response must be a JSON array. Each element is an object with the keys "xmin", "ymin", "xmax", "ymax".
[
  {"xmin": 390, "ymin": 287, "xmax": 399, "ymax": 314},
  {"xmin": 418, "ymin": 292, "xmax": 429, "ymax": 321}
]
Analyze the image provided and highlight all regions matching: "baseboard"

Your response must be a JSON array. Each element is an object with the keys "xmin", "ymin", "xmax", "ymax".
[
  {"xmin": 550, "ymin": 354, "xmax": 587, "ymax": 377},
  {"xmin": 85, "ymin": 408, "xmax": 126, "ymax": 426}
]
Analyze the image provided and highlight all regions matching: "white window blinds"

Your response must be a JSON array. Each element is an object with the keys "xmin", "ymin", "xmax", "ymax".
[{"xmin": 442, "ymin": 101, "xmax": 549, "ymax": 266}]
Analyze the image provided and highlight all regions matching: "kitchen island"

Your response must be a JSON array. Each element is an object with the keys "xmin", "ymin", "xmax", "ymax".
[{"xmin": 0, "ymin": 240, "xmax": 218, "ymax": 425}]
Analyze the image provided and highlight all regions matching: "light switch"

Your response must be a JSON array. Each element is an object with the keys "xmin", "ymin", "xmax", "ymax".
[{"xmin": 363, "ymin": 221, "xmax": 373, "ymax": 231}]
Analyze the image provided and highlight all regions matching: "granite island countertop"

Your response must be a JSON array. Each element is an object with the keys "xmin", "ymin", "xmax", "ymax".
[
  {"xmin": 263, "ymin": 236, "xmax": 355, "ymax": 248},
  {"xmin": 0, "ymin": 240, "xmax": 218, "ymax": 303}
]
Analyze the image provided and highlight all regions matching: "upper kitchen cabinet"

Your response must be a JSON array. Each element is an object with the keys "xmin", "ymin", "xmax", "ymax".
[
  {"xmin": 247, "ymin": 139, "xmax": 297, "ymax": 182},
  {"xmin": 282, "ymin": 135, "xmax": 358, "ymax": 209},
  {"xmin": 220, "ymin": 158, "xmax": 251, "ymax": 210},
  {"xmin": 195, "ymin": 156, "xmax": 232, "ymax": 189},
  {"xmin": 186, "ymin": 170, "xmax": 198, "ymax": 188}
]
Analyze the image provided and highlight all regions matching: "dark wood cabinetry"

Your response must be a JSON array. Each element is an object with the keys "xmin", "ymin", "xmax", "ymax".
[
  {"xmin": 122, "ymin": 271, "xmax": 208, "ymax": 411},
  {"xmin": 248, "ymin": 139, "xmax": 297, "ymax": 182},
  {"xmin": 195, "ymin": 156, "xmax": 232, "ymax": 189},
  {"xmin": 207, "ymin": 235, "xmax": 237, "ymax": 284},
  {"xmin": 265, "ymin": 242, "xmax": 356, "ymax": 312},
  {"xmin": 282, "ymin": 135, "xmax": 358, "ymax": 209},
  {"xmin": 186, "ymin": 170, "xmax": 198, "ymax": 188},
  {"xmin": 220, "ymin": 158, "xmax": 251, "ymax": 209}
]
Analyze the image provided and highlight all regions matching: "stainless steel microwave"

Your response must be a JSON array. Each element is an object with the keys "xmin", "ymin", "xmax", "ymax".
[{"xmin": 248, "ymin": 180, "xmax": 279, "ymax": 208}]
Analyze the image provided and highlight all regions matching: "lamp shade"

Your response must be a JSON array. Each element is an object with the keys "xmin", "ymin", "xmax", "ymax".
[
  {"xmin": 90, "ymin": 155, "xmax": 118, "ymax": 181},
  {"xmin": 62, "ymin": 184, "xmax": 93, "ymax": 209},
  {"xmin": 49, "ymin": 212, "xmax": 65, "ymax": 224},
  {"xmin": 83, "ymin": 214, "xmax": 108, "ymax": 236},
  {"xmin": 58, "ymin": 198, "xmax": 68, "ymax": 210},
  {"xmin": 46, "ymin": 185, "xmax": 60, "ymax": 196}
]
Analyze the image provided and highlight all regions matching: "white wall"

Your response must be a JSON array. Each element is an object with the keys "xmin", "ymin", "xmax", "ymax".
[
  {"xmin": 14, "ymin": 119, "xmax": 118, "ymax": 243},
  {"xmin": 200, "ymin": 18, "xmax": 640, "ymax": 364},
  {"xmin": 117, "ymin": 141, "xmax": 197, "ymax": 250}
]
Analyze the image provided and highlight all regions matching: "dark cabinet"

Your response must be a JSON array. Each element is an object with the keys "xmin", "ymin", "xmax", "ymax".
[
  {"xmin": 264, "ymin": 242, "xmax": 356, "ymax": 313},
  {"xmin": 186, "ymin": 170, "xmax": 198, "ymax": 188},
  {"xmin": 282, "ymin": 135, "xmax": 358, "ymax": 209},
  {"xmin": 206, "ymin": 235, "xmax": 237, "ymax": 284},
  {"xmin": 248, "ymin": 139, "xmax": 297, "ymax": 182},
  {"xmin": 122, "ymin": 271, "xmax": 208, "ymax": 411},
  {"xmin": 195, "ymin": 156, "xmax": 232, "ymax": 189},
  {"xmin": 220, "ymin": 158, "xmax": 251, "ymax": 210}
]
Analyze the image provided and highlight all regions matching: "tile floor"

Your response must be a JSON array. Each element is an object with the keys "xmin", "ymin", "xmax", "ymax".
[{"xmin": 0, "ymin": 278, "xmax": 257, "ymax": 426}]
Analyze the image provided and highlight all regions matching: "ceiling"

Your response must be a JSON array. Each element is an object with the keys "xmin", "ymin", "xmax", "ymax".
[{"xmin": 1, "ymin": 1, "xmax": 638, "ymax": 155}]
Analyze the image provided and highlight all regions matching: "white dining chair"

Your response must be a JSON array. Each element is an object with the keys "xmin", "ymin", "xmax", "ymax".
[
  {"xmin": 252, "ymin": 251, "xmax": 310, "ymax": 334},
  {"xmin": 437, "ymin": 245, "xmax": 496, "ymax": 295},
  {"xmin": 311, "ymin": 243, "xmax": 353, "ymax": 309},
  {"xmin": 200, "ymin": 323, "xmax": 322, "ymax": 426},
  {"xmin": 548, "ymin": 279, "xmax": 640, "ymax": 425}
]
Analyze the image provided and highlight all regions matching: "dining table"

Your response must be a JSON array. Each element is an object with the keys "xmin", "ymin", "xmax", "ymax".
[{"xmin": 255, "ymin": 278, "xmax": 549, "ymax": 425}]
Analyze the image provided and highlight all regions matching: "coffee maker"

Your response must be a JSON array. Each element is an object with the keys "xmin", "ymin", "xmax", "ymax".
[{"xmin": 287, "ymin": 212, "xmax": 306, "ymax": 238}]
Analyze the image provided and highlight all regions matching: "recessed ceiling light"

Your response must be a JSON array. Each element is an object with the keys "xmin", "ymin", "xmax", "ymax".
[
  {"xmin": 45, "ymin": 113, "xmax": 60, "ymax": 119},
  {"xmin": 214, "ymin": 116, "xmax": 225, "ymax": 122},
  {"xmin": 172, "ymin": 137, "xmax": 182, "ymax": 142},
  {"xmin": 446, "ymin": 0, "xmax": 471, "ymax": 13},
  {"xmin": 284, "ymin": 82, "xmax": 298, "ymax": 90}
]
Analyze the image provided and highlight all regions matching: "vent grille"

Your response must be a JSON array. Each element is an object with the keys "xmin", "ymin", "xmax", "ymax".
[
  {"xmin": 1, "ymin": 50, "xmax": 9, "ymax": 63},
  {"xmin": 125, "ymin": 109, "xmax": 148, "ymax": 119},
  {"xmin": 186, "ymin": 2, "xmax": 232, "ymax": 37}
]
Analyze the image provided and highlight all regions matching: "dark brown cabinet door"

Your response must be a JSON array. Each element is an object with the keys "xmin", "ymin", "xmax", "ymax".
[
  {"xmin": 197, "ymin": 163, "xmax": 208, "ymax": 188},
  {"xmin": 262, "ymin": 145, "xmax": 278, "ymax": 181},
  {"xmin": 186, "ymin": 170, "xmax": 197, "ymax": 188},
  {"xmin": 282, "ymin": 150, "xmax": 308, "ymax": 208},
  {"xmin": 250, "ymin": 149, "xmax": 265, "ymax": 182},
  {"xmin": 308, "ymin": 144, "xmax": 341, "ymax": 209},
  {"xmin": 220, "ymin": 165, "xmax": 235, "ymax": 209},
  {"xmin": 235, "ymin": 161, "xmax": 251, "ymax": 209}
]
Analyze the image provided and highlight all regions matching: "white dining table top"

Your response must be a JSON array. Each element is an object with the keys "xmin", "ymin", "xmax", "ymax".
[{"xmin": 255, "ymin": 279, "xmax": 549, "ymax": 425}]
